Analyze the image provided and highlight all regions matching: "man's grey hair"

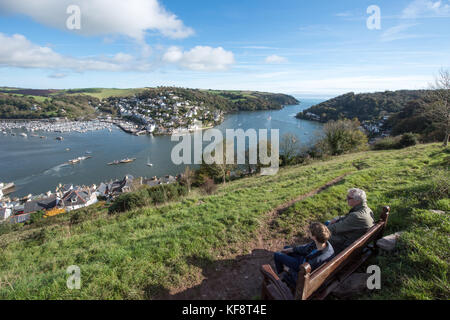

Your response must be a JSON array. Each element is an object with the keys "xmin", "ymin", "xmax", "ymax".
[{"xmin": 347, "ymin": 188, "xmax": 367, "ymax": 204}]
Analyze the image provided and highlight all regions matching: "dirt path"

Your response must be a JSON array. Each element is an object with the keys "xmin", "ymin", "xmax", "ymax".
[{"xmin": 155, "ymin": 173, "xmax": 352, "ymax": 300}]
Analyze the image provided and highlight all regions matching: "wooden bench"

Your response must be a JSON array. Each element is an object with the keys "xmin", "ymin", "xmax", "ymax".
[{"xmin": 261, "ymin": 206, "xmax": 390, "ymax": 300}]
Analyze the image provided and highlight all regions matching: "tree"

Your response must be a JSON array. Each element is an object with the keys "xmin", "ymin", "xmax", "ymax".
[
  {"xmin": 319, "ymin": 119, "xmax": 368, "ymax": 155},
  {"xmin": 198, "ymin": 139, "xmax": 236, "ymax": 185},
  {"xmin": 280, "ymin": 133, "xmax": 300, "ymax": 165},
  {"xmin": 180, "ymin": 166, "xmax": 195, "ymax": 193},
  {"xmin": 427, "ymin": 68, "xmax": 450, "ymax": 146}
]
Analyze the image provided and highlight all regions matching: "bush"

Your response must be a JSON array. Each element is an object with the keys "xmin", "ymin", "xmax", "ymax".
[
  {"xmin": 108, "ymin": 189, "xmax": 149, "ymax": 214},
  {"xmin": 29, "ymin": 210, "xmax": 45, "ymax": 224},
  {"xmin": 398, "ymin": 133, "xmax": 418, "ymax": 148},
  {"xmin": 316, "ymin": 119, "xmax": 368, "ymax": 155},
  {"xmin": 372, "ymin": 133, "xmax": 418, "ymax": 150},
  {"xmin": 201, "ymin": 178, "xmax": 217, "ymax": 195},
  {"xmin": 147, "ymin": 183, "xmax": 188, "ymax": 205},
  {"xmin": 148, "ymin": 185, "xmax": 167, "ymax": 205}
]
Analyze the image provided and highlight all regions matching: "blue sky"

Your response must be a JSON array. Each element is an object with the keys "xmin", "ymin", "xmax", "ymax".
[{"xmin": 0, "ymin": 0, "xmax": 449, "ymax": 96}]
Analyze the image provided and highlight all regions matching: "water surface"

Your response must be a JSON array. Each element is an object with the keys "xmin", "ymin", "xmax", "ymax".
[{"xmin": 0, "ymin": 98, "xmax": 324, "ymax": 197}]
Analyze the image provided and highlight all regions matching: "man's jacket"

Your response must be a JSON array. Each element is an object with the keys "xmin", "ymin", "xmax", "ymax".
[{"xmin": 327, "ymin": 203, "xmax": 375, "ymax": 252}]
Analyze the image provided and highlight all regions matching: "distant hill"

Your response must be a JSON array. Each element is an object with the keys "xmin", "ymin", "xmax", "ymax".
[
  {"xmin": 295, "ymin": 89, "xmax": 448, "ymax": 140},
  {"xmin": 0, "ymin": 87, "xmax": 299, "ymax": 120},
  {"xmin": 296, "ymin": 90, "xmax": 431, "ymax": 123}
]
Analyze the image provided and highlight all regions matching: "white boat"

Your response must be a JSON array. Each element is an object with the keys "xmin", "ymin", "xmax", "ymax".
[
  {"xmin": 20, "ymin": 133, "xmax": 27, "ymax": 138},
  {"xmin": 147, "ymin": 155, "xmax": 153, "ymax": 167},
  {"xmin": 120, "ymin": 158, "xmax": 136, "ymax": 164},
  {"xmin": 0, "ymin": 182, "xmax": 16, "ymax": 197}
]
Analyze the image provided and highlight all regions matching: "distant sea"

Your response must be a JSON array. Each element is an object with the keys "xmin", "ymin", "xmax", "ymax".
[{"xmin": 0, "ymin": 98, "xmax": 325, "ymax": 198}]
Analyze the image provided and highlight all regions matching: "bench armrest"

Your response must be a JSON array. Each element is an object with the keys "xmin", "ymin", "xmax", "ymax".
[{"xmin": 260, "ymin": 265, "xmax": 294, "ymax": 300}]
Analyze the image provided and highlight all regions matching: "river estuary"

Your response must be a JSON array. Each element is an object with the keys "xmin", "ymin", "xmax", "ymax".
[{"xmin": 0, "ymin": 98, "xmax": 324, "ymax": 198}]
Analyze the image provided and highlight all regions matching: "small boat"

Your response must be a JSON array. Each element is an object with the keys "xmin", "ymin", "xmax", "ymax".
[
  {"xmin": 56, "ymin": 136, "xmax": 64, "ymax": 141},
  {"xmin": 20, "ymin": 133, "xmax": 27, "ymax": 138},
  {"xmin": 69, "ymin": 159, "xmax": 80, "ymax": 165},
  {"xmin": 120, "ymin": 158, "xmax": 136, "ymax": 164},
  {"xmin": 0, "ymin": 182, "xmax": 15, "ymax": 195},
  {"xmin": 40, "ymin": 136, "xmax": 46, "ymax": 139},
  {"xmin": 86, "ymin": 151, "xmax": 92, "ymax": 154},
  {"xmin": 108, "ymin": 160, "xmax": 120, "ymax": 165},
  {"xmin": 66, "ymin": 148, "xmax": 71, "ymax": 151},
  {"xmin": 11, "ymin": 133, "xmax": 15, "ymax": 136},
  {"xmin": 20, "ymin": 194, "xmax": 32, "ymax": 202},
  {"xmin": 147, "ymin": 156, "xmax": 153, "ymax": 167}
]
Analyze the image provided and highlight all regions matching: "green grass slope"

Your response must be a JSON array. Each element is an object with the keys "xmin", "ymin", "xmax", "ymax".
[{"xmin": 0, "ymin": 144, "xmax": 448, "ymax": 299}]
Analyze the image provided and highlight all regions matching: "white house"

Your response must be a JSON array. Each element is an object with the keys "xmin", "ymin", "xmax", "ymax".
[{"xmin": 0, "ymin": 205, "xmax": 11, "ymax": 221}]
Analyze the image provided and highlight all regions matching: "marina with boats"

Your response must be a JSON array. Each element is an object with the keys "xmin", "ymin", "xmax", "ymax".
[{"xmin": 108, "ymin": 158, "xmax": 137, "ymax": 165}]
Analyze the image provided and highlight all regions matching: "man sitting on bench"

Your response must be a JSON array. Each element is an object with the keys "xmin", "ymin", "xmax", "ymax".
[
  {"xmin": 326, "ymin": 188, "xmax": 375, "ymax": 253},
  {"xmin": 273, "ymin": 222, "xmax": 335, "ymax": 288}
]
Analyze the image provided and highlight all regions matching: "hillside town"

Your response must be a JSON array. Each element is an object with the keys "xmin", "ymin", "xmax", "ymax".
[
  {"xmin": 107, "ymin": 90, "xmax": 224, "ymax": 135},
  {"xmin": 0, "ymin": 174, "xmax": 181, "ymax": 224}
]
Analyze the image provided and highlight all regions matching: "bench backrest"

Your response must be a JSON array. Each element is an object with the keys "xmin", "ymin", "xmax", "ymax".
[{"xmin": 294, "ymin": 206, "xmax": 390, "ymax": 300}]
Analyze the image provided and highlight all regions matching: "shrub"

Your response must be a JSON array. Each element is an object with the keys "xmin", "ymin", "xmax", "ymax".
[
  {"xmin": 372, "ymin": 133, "xmax": 418, "ymax": 150},
  {"xmin": 148, "ymin": 185, "xmax": 167, "ymax": 205},
  {"xmin": 108, "ymin": 189, "xmax": 149, "ymax": 214},
  {"xmin": 201, "ymin": 178, "xmax": 217, "ymax": 195},
  {"xmin": 29, "ymin": 210, "xmax": 45, "ymax": 224},
  {"xmin": 147, "ymin": 183, "xmax": 188, "ymax": 205},
  {"xmin": 316, "ymin": 119, "xmax": 368, "ymax": 155},
  {"xmin": 398, "ymin": 133, "xmax": 418, "ymax": 148}
]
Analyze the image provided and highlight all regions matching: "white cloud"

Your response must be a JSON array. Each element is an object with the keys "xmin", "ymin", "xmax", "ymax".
[
  {"xmin": 0, "ymin": 0, "xmax": 194, "ymax": 40},
  {"xmin": 0, "ymin": 33, "xmax": 235, "ymax": 74},
  {"xmin": 402, "ymin": 0, "xmax": 450, "ymax": 18},
  {"xmin": 380, "ymin": 24, "xmax": 420, "ymax": 42},
  {"xmin": 0, "ymin": 33, "xmax": 149, "ymax": 72},
  {"xmin": 163, "ymin": 46, "xmax": 235, "ymax": 71},
  {"xmin": 265, "ymin": 55, "xmax": 287, "ymax": 64},
  {"xmin": 48, "ymin": 73, "xmax": 67, "ymax": 79}
]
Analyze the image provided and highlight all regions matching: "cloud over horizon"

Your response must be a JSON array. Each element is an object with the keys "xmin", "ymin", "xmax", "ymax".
[
  {"xmin": 265, "ymin": 55, "xmax": 287, "ymax": 64},
  {"xmin": 163, "ymin": 46, "xmax": 235, "ymax": 71},
  {"xmin": 0, "ymin": 33, "xmax": 235, "ymax": 74}
]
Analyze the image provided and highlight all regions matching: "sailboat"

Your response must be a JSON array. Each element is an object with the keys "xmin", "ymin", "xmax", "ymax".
[{"xmin": 147, "ymin": 155, "xmax": 153, "ymax": 167}]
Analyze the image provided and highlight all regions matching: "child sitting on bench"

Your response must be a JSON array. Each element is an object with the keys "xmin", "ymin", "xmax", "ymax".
[{"xmin": 274, "ymin": 222, "xmax": 335, "ymax": 288}]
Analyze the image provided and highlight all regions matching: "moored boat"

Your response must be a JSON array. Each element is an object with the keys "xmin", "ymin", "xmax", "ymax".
[{"xmin": 120, "ymin": 158, "xmax": 136, "ymax": 164}]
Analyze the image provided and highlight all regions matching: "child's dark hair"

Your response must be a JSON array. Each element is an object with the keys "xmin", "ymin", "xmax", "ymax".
[{"xmin": 309, "ymin": 222, "xmax": 331, "ymax": 244}]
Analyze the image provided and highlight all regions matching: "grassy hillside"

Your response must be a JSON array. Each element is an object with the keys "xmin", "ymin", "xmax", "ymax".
[{"xmin": 0, "ymin": 144, "xmax": 448, "ymax": 299}]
